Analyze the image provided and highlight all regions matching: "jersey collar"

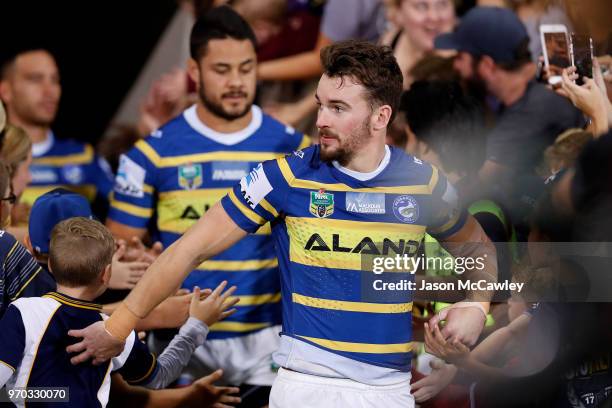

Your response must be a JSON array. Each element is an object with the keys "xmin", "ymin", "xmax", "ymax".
[
  {"xmin": 43, "ymin": 292, "xmax": 102, "ymax": 311},
  {"xmin": 332, "ymin": 145, "xmax": 391, "ymax": 181},
  {"xmin": 183, "ymin": 104, "xmax": 263, "ymax": 146},
  {"xmin": 32, "ymin": 130, "xmax": 55, "ymax": 158}
]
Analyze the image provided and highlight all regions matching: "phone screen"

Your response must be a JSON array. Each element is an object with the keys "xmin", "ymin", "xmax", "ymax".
[
  {"xmin": 571, "ymin": 34, "xmax": 593, "ymax": 84},
  {"xmin": 544, "ymin": 32, "xmax": 570, "ymax": 69}
]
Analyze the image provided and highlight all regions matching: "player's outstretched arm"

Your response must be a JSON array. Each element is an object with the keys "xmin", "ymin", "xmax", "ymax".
[
  {"xmin": 66, "ymin": 202, "xmax": 247, "ymax": 364},
  {"xmin": 430, "ymin": 214, "xmax": 498, "ymax": 346}
]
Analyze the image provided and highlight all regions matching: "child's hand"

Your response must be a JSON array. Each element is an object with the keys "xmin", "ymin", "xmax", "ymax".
[
  {"xmin": 424, "ymin": 322, "xmax": 470, "ymax": 365},
  {"xmin": 189, "ymin": 281, "xmax": 239, "ymax": 326}
]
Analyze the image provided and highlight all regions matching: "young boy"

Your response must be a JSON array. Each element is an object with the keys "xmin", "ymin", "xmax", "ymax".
[{"xmin": 0, "ymin": 217, "xmax": 238, "ymax": 407}]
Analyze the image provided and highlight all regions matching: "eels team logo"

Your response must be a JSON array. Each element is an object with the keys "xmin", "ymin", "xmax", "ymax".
[
  {"xmin": 393, "ymin": 195, "xmax": 419, "ymax": 223},
  {"xmin": 309, "ymin": 189, "xmax": 334, "ymax": 218},
  {"xmin": 178, "ymin": 163, "xmax": 203, "ymax": 190}
]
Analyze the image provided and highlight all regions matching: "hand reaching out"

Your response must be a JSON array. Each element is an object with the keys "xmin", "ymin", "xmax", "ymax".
[{"xmin": 190, "ymin": 281, "xmax": 239, "ymax": 327}]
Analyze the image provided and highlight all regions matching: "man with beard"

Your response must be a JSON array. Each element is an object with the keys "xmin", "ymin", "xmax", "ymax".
[
  {"xmin": 434, "ymin": 7, "xmax": 583, "ymax": 229},
  {"xmin": 71, "ymin": 40, "xmax": 497, "ymax": 408},
  {"xmin": 0, "ymin": 48, "xmax": 114, "ymax": 217},
  {"xmin": 106, "ymin": 6, "xmax": 308, "ymax": 405}
]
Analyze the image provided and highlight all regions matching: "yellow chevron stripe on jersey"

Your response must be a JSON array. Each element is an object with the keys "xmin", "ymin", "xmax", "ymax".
[
  {"xmin": 209, "ymin": 321, "xmax": 271, "ymax": 332},
  {"xmin": 297, "ymin": 336, "xmax": 414, "ymax": 354},
  {"xmin": 112, "ymin": 200, "xmax": 154, "ymax": 218},
  {"xmin": 292, "ymin": 293, "xmax": 412, "ymax": 313},
  {"xmin": 277, "ymin": 157, "xmax": 438, "ymax": 194},
  {"xmin": 229, "ymin": 292, "xmax": 281, "ymax": 306},
  {"xmin": 135, "ymin": 140, "xmax": 285, "ymax": 168},
  {"xmin": 286, "ymin": 217, "xmax": 426, "ymax": 270},
  {"xmin": 197, "ymin": 258, "xmax": 278, "ymax": 271},
  {"xmin": 259, "ymin": 198, "xmax": 279, "ymax": 218},
  {"xmin": 297, "ymin": 134, "xmax": 311, "ymax": 150},
  {"xmin": 32, "ymin": 145, "xmax": 94, "ymax": 166},
  {"xmin": 228, "ymin": 189, "xmax": 266, "ymax": 225}
]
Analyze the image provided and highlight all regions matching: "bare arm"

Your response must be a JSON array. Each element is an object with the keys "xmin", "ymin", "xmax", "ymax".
[
  {"xmin": 106, "ymin": 219, "xmax": 147, "ymax": 242},
  {"xmin": 66, "ymin": 202, "xmax": 247, "ymax": 364},
  {"xmin": 111, "ymin": 202, "xmax": 247, "ymax": 338}
]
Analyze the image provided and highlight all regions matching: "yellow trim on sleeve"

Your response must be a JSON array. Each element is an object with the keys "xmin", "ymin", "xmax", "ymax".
[
  {"xmin": 129, "ymin": 353, "xmax": 158, "ymax": 384},
  {"xmin": 227, "ymin": 189, "xmax": 266, "ymax": 225},
  {"xmin": 0, "ymin": 360, "xmax": 15, "ymax": 372},
  {"xmin": 111, "ymin": 201, "xmax": 154, "ymax": 218},
  {"xmin": 292, "ymin": 293, "xmax": 412, "ymax": 314},
  {"xmin": 428, "ymin": 166, "xmax": 439, "ymax": 193},
  {"xmin": 297, "ymin": 336, "xmax": 413, "ymax": 354},
  {"xmin": 259, "ymin": 198, "xmax": 279, "ymax": 218}
]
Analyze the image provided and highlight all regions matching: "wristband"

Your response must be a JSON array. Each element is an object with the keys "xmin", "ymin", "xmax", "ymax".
[
  {"xmin": 451, "ymin": 302, "xmax": 488, "ymax": 318},
  {"xmin": 104, "ymin": 302, "xmax": 141, "ymax": 341}
]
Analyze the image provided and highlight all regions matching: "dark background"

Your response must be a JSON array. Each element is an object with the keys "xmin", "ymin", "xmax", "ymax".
[{"xmin": 1, "ymin": 0, "xmax": 178, "ymax": 144}]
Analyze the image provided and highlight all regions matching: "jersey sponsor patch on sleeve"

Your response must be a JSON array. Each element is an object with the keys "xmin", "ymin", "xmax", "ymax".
[
  {"xmin": 115, "ymin": 155, "xmax": 146, "ymax": 198},
  {"xmin": 239, "ymin": 163, "xmax": 273, "ymax": 209}
]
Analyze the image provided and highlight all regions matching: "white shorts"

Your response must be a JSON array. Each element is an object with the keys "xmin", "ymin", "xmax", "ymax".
[
  {"xmin": 269, "ymin": 367, "xmax": 415, "ymax": 408},
  {"xmin": 150, "ymin": 325, "xmax": 281, "ymax": 386}
]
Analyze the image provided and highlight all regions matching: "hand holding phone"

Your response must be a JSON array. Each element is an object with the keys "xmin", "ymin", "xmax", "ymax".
[
  {"xmin": 570, "ymin": 33, "xmax": 594, "ymax": 86},
  {"xmin": 540, "ymin": 24, "xmax": 570, "ymax": 86}
]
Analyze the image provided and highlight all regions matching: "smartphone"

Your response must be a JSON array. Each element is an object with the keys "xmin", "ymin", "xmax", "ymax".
[
  {"xmin": 540, "ymin": 24, "xmax": 570, "ymax": 86},
  {"xmin": 570, "ymin": 33, "xmax": 594, "ymax": 85}
]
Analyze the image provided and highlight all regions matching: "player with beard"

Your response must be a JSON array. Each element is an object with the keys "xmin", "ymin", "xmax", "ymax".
[
  {"xmin": 70, "ymin": 40, "xmax": 497, "ymax": 408},
  {"xmin": 106, "ymin": 6, "xmax": 308, "ymax": 405}
]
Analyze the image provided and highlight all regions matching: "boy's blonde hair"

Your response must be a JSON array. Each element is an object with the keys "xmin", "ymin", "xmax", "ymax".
[{"xmin": 49, "ymin": 217, "xmax": 115, "ymax": 287}]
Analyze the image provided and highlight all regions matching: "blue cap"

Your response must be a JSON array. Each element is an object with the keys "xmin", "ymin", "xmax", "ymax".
[
  {"xmin": 435, "ymin": 7, "xmax": 529, "ymax": 64},
  {"xmin": 29, "ymin": 188, "xmax": 93, "ymax": 254}
]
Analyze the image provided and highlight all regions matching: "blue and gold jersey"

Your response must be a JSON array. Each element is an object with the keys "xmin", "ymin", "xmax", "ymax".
[
  {"xmin": 23, "ymin": 132, "xmax": 114, "ymax": 207},
  {"xmin": 0, "ymin": 293, "xmax": 156, "ymax": 408},
  {"xmin": 221, "ymin": 145, "xmax": 466, "ymax": 371},
  {"xmin": 108, "ymin": 105, "xmax": 309, "ymax": 339}
]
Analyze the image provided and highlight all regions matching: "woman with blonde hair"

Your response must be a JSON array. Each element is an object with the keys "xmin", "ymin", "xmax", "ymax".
[{"xmin": 0, "ymin": 124, "xmax": 32, "ymax": 234}]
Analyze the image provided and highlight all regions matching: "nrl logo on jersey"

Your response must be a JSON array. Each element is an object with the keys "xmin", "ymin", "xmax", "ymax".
[
  {"xmin": 178, "ymin": 163, "xmax": 203, "ymax": 190},
  {"xmin": 309, "ymin": 189, "xmax": 334, "ymax": 218}
]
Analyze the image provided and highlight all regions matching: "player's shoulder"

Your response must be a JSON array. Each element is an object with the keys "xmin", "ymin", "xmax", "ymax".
[
  {"xmin": 389, "ymin": 147, "xmax": 435, "ymax": 182},
  {"xmin": 276, "ymin": 144, "xmax": 318, "ymax": 173},
  {"xmin": 0, "ymin": 229, "xmax": 18, "ymax": 253},
  {"xmin": 140, "ymin": 112, "xmax": 191, "ymax": 150}
]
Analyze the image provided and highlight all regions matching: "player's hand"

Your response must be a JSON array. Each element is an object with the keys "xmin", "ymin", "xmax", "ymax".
[
  {"xmin": 66, "ymin": 321, "xmax": 125, "ymax": 365},
  {"xmin": 190, "ymin": 281, "xmax": 239, "ymax": 327},
  {"xmin": 411, "ymin": 360, "xmax": 458, "ymax": 403},
  {"xmin": 182, "ymin": 369, "xmax": 241, "ymax": 408},
  {"xmin": 424, "ymin": 322, "xmax": 471, "ymax": 364},
  {"xmin": 429, "ymin": 303, "xmax": 486, "ymax": 346},
  {"xmin": 109, "ymin": 243, "xmax": 150, "ymax": 290}
]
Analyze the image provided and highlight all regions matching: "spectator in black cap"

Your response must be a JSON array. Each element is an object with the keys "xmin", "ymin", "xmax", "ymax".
[{"xmin": 435, "ymin": 6, "xmax": 584, "ymax": 227}]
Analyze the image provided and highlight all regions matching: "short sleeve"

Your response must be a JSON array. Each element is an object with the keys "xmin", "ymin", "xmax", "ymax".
[
  {"xmin": 426, "ymin": 171, "xmax": 468, "ymax": 240},
  {"xmin": 107, "ymin": 140, "xmax": 157, "ymax": 229},
  {"xmin": 221, "ymin": 159, "xmax": 289, "ymax": 234},
  {"xmin": 0, "ymin": 305, "xmax": 26, "ymax": 371},
  {"xmin": 114, "ymin": 331, "xmax": 158, "ymax": 385}
]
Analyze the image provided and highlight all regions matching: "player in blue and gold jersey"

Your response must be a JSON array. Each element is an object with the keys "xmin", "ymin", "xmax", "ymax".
[
  {"xmin": 106, "ymin": 6, "xmax": 308, "ymax": 397},
  {"xmin": 0, "ymin": 48, "xmax": 114, "ymax": 217},
  {"xmin": 73, "ymin": 40, "xmax": 497, "ymax": 407}
]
